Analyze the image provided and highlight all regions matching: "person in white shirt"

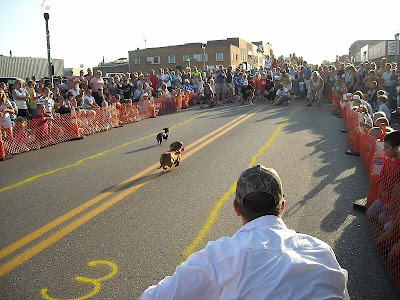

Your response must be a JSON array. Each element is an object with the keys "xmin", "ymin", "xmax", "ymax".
[
  {"xmin": 37, "ymin": 87, "xmax": 54, "ymax": 115},
  {"xmin": 377, "ymin": 94, "xmax": 391, "ymax": 122},
  {"xmin": 68, "ymin": 82, "xmax": 80, "ymax": 100},
  {"xmin": 141, "ymin": 165, "xmax": 350, "ymax": 300},
  {"xmin": 275, "ymin": 84, "xmax": 290, "ymax": 106},
  {"xmin": 83, "ymin": 89, "xmax": 98, "ymax": 110}
]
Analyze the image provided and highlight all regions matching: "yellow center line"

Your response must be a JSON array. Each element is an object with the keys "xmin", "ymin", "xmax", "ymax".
[
  {"xmin": 0, "ymin": 105, "xmax": 264, "ymax": 275},
  {"xmin": 182, "ymin": 108, "xmax": 300, "ymax": 260},
  {"xmin": 0, "ymin": 110, "xmax": 212, "ymax": 194}
]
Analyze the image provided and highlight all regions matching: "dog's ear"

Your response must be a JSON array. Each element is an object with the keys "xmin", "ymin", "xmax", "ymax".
[
  {"xmin": 163, "ymin": 127, "xmax": 169, "ymax": 133},
  {"xmin": 170, "ymin": 141, "xmax": 182, "ymax": 150}
]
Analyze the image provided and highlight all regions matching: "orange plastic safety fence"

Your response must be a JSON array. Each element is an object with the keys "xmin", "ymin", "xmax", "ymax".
[
  {"xmin": 341, "ymin": 93, "xmax": 400, "ymax": 290},
  {"xmin": 2, "ymin": 97, "xmax": 192, "ymax": 157},
  {"xmin": 345, "ymin": 107, "xmax": 359, "ymax": 152}
]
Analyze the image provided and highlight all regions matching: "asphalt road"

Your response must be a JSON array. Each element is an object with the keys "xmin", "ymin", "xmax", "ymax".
[{"xmin": 0, "ymin": 99, "xmax": 398, "ymax": 299}]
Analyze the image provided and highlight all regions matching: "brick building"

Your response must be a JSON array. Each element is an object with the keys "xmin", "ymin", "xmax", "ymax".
[{"xmin": 128, "ymin": 37, "xmax": 273, "ymax": 73}]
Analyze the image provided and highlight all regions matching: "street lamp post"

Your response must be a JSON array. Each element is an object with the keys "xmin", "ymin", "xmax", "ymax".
[
  {"xmin": 395, "ymin": 33, "xmax": 399, "ymax": 64},
  {"xmin": 42, "ymin": 1, "xmax": 52, "ymax": 87},
  {"xmin": 201, "ymin": 44, "xmax": 206, "ymax": 70}
]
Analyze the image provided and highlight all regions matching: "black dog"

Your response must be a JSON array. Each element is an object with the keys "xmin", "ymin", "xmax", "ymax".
[{"xmin": 156, "ymin": 128, "xmax": 169, "ymax": 144}]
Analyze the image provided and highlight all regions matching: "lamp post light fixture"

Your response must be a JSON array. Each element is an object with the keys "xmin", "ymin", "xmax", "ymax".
[
  {"xmin": 41, "ymin": 0, "xmax": 52, "ymax": 87},
  {"xmin": 395, "ymin": 33, "xmax": 399, "ymax": 64},
  {"xmin": 201, "ymin": 43, "xmax": 206, "ymax": 70}
]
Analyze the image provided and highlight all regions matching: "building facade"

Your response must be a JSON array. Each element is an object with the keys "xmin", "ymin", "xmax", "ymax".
[
  {"xmin": 128, "ymin": 37, "xmax": 273, "ymax": 73},
  {"xmin": 349, "ymin": 40, "xmax": 399, "ymax": 64}
]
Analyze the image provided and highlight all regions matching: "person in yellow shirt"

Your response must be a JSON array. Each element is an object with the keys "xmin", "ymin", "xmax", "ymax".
[{"xmin": 27, "ymin": 81, "xmax": 38, "ymax": 118}]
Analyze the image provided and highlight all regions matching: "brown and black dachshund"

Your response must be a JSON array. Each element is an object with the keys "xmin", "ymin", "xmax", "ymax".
[{"xmin": 159, "ymin": 141, "xmax": 183, "ymax": 170}]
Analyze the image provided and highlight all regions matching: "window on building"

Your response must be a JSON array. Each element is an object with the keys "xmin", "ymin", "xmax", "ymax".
[
  {"xmin": 216, "ymin": 53, "xmax": 224, "ymax": 61},
  {"xmin": 147, "ymin": 56, "xmax": 160, "ymax": 64},
  {"xmin": 134, "ymin": 57, "xmax": 140, "ymax": 64},
  {"xmin": 183, "ymin": 55, "xmax": 191, "ymax": 62},
  {"xmin": 168, "ymin": 55, "xmax": 176, "ymax": 63},
  {"xmin": 236, "ymin": 54, "xmax": 238, "ymax": 61},
  {"xmin": 193, "ymin": 54, "xmax": 208, "ymax": 62}
]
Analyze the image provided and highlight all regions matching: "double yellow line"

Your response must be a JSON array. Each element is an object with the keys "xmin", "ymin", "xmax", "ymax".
[{"xmin": 0, "ymin": 105, "xmax": 265, "ymax": 277}]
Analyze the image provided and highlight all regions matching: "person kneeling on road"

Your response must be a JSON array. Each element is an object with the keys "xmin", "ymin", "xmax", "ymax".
[
  {"xmin": 275, "ymin": 84, "xmax": 290, "ymax": 106},
  {"xmin": 241, "ymin": 80, "xmax": 255, "ymax": 105},
  {"xmin": 141, "ymin": 165, "xmax": 350, "ymax": 300}
]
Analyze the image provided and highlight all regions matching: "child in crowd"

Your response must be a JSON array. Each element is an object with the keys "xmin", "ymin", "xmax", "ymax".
[
  {"xmin": 377, "ymin": 94, "xmax": 391, "ymax": 122},
  {"xmin": 366, "ymin": 81, "xmax": 378, "ymax": 109},
  {"xmin": 331, "ymin": 90, "xmax": 342, "ymax": 116},
  {"xmin": 294, "ymin": 74, "xmax": 301, "ymax": 98},
  {"xmin": 13, "ymin": 116, "xmax": 32, "ymax": 152},
  {"xmin": 368, "ymin": 117, "xmax": 393, "ymax": 139},
  {"xmin": 32, "ymin": 103, "xmax": 53, "ymax": 148},
  {"xmin": 299, "ymin": 79, "xmax": 305, "ymax": 98},
  {"xmin": 235, "ymin": 73, "xmax": 244, "ymax": 101},
  {"xmin": 367, "ymin": 131, "xmax": 400, "ymax": 231}
]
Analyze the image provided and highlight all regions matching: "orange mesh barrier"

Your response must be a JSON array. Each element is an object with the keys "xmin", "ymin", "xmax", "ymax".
[
  {"xmin": 359, "ymin": 132, "xmax": 376, "ymax": 177},
  {"xmin": 341, "ymin": 94, "xmax": 400, "ymax": 290},
  {"xmin": 345, "ymin": 107, "xmax": 359, "ymax": 152},
  {"xmin": 2, "ymin": 97, "xmax": 193, "ymax": 158}
]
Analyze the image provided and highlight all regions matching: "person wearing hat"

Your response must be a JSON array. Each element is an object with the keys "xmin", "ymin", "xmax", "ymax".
[
  {"xmin": 240, "ymin": 79, "xmax": 255, "ymax": 105},
  {"xmin": 141, "ymin": 165, "xmax": 349, "ymax": 300}
]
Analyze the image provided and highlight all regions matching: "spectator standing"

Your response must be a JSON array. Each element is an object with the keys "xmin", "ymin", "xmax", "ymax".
[
  {"xmin": 27, "ymin": 81, "xmax": 38, "ymax": 118},
  {"xmin": 140, "ymin": 165, "xmax": 349, "ymax": 300},
  {"xmin": 303, "ymin": 61, "xmax": 312, "ymax": 96},
  {"xmin": 149, "ymin": 69, "xmax": 158, "ymax": 90},
  {"xmin": 12, "ymin": 79, "xmax": 30, "ymax": 120},
  {"xmin": 215, "ymin": 65, "xmax": 226, "ymax": 104},
  {"xmin": 0, "ymin": 88, "xmax": 15, "ymax": 142},
  {"xmin": 90, "ymin": 71, "xmax": 105, "ymax": 107},
  {"xmin": 226, "ymin": 66, "xmax": 234, "ymax": 103},
  {"xmin": 264, "ymin": 76, "xmax": 275, "ymax": 102},
  {"xmin": 364, "ymin": 70, "xmax": 379, "ymax": 91},
  {"xmin": 66, "ymin": 69, "xmax": 77, "ymax": 90},
  {"xmin": 348, "ymin": 65, "xmax": 360, "ymax": 93}
]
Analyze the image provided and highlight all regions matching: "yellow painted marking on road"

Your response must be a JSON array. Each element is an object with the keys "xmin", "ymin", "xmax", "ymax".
[
  {"xmin": 0, "ymin": 110, "xmax": 211, "ymax": 194},
  {"xmin": 0, "ymin": 105, "xmax": 264, "ymax": 277},
  {"xmin": 40, "ymin": 260, "xmax": 118, "ymax": 300},
  {"xmin": 182, "ymin": 108, "xmax": 300, "ymax": 260},
  {"xmin": 0, "ymin": 106, "xmax": 261, "ymax": 262}
]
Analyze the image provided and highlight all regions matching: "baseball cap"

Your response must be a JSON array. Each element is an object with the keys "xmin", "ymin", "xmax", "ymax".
[
  {"xmin": 115, "ymin": 94, "xmax": 120, "ymax": 99},
  {"xmin": 235, "ymin": 165, "xmax": 283, "ymax": 209}
]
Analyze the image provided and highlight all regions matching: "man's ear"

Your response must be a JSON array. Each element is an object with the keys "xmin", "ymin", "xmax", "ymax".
[
  {"xmin": 233, "ymin": 200, "xmax": 240, "ymax": 216},
  {"xmin": 281, "ymin": 200, "xmax": 285, "ymax": 214}
]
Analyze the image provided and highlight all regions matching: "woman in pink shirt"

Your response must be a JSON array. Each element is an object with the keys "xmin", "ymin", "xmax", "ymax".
[{"xmin": 90, "ymin": 71, "xmax": 105, "ymax": 106}]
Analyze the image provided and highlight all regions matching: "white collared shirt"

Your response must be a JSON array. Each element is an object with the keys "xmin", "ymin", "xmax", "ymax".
[{"xmin": 141, "ymin": 216, "xmax": 349, "ymax": 300}]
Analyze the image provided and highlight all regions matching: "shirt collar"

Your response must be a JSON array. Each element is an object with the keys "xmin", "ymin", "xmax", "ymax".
[{"xmin": 237, "ymin": 215, "xmax": 287, "ymax": 233}]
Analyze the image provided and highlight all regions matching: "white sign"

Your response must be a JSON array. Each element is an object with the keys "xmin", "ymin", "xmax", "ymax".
[{"xmin": 387, "ymin": 41, "xmax": 399, "ymax": 55}]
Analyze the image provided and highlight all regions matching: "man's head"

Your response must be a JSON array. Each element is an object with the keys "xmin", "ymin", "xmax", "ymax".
[{"xmin": 234, "ymin": 165, "xmax": 285, "ymax": 222}]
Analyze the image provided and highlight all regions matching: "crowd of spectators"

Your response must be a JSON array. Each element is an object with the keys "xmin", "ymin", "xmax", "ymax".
[{"xmin": 1, "ymin": 54, "xmax": 399, "ymax": 149}]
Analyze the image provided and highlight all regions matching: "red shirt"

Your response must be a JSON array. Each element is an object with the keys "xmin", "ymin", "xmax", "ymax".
[
  {"xmin": 379, "ymin": 157, "xmax": 400, "ymax": 203},
  {"xmin": 33, "ymin": 112, "xmax": 51, "ymax": 137},
  {"xmin": 149, "ymin": 75, "xmax": 158, "ymax": 89}
]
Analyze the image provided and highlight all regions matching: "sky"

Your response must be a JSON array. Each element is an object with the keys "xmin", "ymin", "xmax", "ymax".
[{"xmin": 1, "ymin": 0, "xmax": 399, "ymax": 69}]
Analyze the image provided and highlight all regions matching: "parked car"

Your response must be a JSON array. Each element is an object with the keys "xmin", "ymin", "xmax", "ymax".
[{"xmin": 0, "ymin": 77, "xmax": 24, "ymax": 89}]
